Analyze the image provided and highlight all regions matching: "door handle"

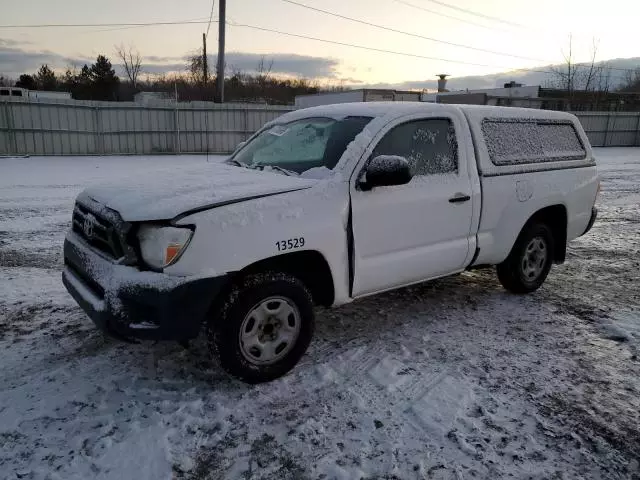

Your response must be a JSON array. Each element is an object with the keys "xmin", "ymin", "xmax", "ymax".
[{"xmin": 449, "ymin": 193, "xmax": 471, "ymax": 203}]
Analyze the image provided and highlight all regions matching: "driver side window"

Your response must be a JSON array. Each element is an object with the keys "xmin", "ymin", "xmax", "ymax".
[{"xmin": 372, "ymin": 118, "xmax": 459, "ymax": 176}]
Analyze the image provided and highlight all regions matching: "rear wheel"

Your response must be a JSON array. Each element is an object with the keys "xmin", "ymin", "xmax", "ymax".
[
  {"xmin": 207, "ymin": 272, "xmax": 314, "ymax": 383},
  {"xmin": 497, "ymin": 223, "xmax": 555, "ymax": 294}
]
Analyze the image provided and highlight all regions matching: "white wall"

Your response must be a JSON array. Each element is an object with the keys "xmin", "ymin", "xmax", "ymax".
[
  {"xmin": 296, "ymin": 90, "xmax": 421, "ymax": 108},
  {"xmin": 27, "ymin": 91, "xmax": 72, "ymax": 100},
  {"xmin": 295, "ymin": 90, "xmax": 364, "ymax": 108},
  {"xmin": 423, "ymin": 85, "xmax": 540, "ymax": 103}
]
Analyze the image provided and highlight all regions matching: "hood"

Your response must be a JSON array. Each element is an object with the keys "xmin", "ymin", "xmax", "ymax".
[{"xmin": 79, "ymin": 163, "xmax": 317, "ymax": 221}]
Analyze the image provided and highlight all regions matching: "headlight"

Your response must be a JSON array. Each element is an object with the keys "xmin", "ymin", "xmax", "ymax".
[{"xmin": 137, "ymin": 225, "xmax": 193, "ymax": 270}]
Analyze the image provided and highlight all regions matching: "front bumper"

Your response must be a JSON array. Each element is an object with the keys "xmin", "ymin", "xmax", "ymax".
[
  {"xmin": 62, "ymin": 231, "xmax": 227, "ymax": 341},
  {"xmin": 581, "ymin": 207, "xmax": 598, "ymax": 236}
]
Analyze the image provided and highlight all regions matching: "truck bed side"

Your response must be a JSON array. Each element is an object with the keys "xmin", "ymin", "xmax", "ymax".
[{"xmin": 460, "ymin": 106, "xmax": 599, "ymax": 267}]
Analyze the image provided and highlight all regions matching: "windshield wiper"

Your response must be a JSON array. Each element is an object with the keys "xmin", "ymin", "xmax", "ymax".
[
  {"xmin": 229, "ymin": 160, "xmax": 297, "ymax": 177},
  {"xmin": 250, "ymin": 164, "xmax": 298, "ymax": 176},
  {"xmin": 266, "ymin": 165, "xmax": 298, "ymax": 177},
  {"xmin": 226, "ymin": 159, "xmax": 251, "ymax": 168}
]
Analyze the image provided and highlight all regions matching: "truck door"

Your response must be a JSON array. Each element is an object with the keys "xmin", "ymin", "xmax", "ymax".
[{"xmin": 350, "ymin": 114, "xmax": 475, "ymax": 297}]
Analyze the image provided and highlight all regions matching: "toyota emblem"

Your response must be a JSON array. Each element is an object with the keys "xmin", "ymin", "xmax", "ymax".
[{"xmin": 83, "ymin": 213, "xmax": 96, "ymax": 239}]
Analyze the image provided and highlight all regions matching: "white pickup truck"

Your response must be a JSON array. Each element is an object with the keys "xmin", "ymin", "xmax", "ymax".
[{"xmin": 63, "ymin": 102, "xmax": 599, "ymax": 383}]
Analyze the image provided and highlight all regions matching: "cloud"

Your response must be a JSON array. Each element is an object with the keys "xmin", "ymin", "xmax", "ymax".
[
  {"xmin": 364, "ymin": 57, "xmax": 640, "ymax": 91},
  {"xmin": 144, "ymin": 55, "xmax": 183, "ymax": 63},
  {"xmin": 141, "ymin": 52, "xmax": 342, "ymax": 79},
  {"xmin": 221, "ymin": 52, "xmax": 340, "ymax": 78},
  {"xmin": 0, "ymin": 38, "xmax": 31, "ymax": 48},
  {"xmin": 0, "ymin": 42, "xmax": 343, "ymax": 80},
  {"xmin": 0, "ymin": 42, "xmax": 93, "ymax": 77},
  {"xmin": 2, "ymin": 39, "xmax": 637, "ymax": 89}
]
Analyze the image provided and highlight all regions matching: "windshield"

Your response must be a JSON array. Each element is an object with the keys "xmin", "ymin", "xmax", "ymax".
[{"xmin": 230, "ymin": 116, "xmax": 372, "ymax": 174}]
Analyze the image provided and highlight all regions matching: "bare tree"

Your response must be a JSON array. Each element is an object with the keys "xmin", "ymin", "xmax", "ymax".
[
  {"xmin": 581, "ymin": 38, "xmax": 600, "ymax": 92},
  {"xmin": 595, "ymin": 64, "xmax": 612, "ymax": 93},
  {"xmin": 620, "ymin": 68, "xmax": 640, "ymax": 92},
  {"xmin": 256, "ymin": 55, "xmax": 274, "ymax": 98},
  {"xmin": 115, "ymin": 44, "xmax": 142, "ymax": 88},
  {"xmin": 548, "ymin": 35, "xmax": 613, "ymax": 93},
  {"xmin": 546, "ymin": 35, "xmax": 617, "ymax": 109},
  {"xmin": 186, "ymin": 48, "xmax": 208, "ymax": 86},
  {"xmin": 548, "ymin": 34, "xmax": 578, "ymax": 94}
]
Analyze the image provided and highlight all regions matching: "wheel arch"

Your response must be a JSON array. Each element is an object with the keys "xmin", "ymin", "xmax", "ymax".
[
  {"xmin": 233, "ymin": 250, "xmax": 336, "ymax": 307},
  {"xmin": 521, "ymin": 204, "xmax": 568, "ymax": 263}
]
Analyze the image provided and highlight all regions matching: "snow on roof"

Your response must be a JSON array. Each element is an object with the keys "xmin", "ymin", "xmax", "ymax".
[
  {"xmin": 274, "ymin": 102, "xmax": 451, "ymax": 123},
  {"xmin": 272, "ymin": 101, "xmax": 579, "ymax": 125},
  {"xmin": 460, "ymin": 104, "xmax": 580, "ymax": 124}
]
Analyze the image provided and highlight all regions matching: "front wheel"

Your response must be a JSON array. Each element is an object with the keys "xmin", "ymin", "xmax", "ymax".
[
  {"xmin": 497, "ymin": 223, "xmax": 555, "ymax": 294},
  {"xmin": 207, "ymin": 272, "xmax": 315, "ymax": 383}
]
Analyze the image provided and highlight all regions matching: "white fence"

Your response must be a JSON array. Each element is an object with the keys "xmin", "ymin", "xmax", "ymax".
[
  {"xmin": 0, "ymin": 99, "xmax": 292, "ymax": 156},
  {"xmin": 1, "ymin": 100, "xmax": 639, "ymax": 156},
  {"xmin": 574, "ymin": 112, "xmax": 640, "ymax": 147}
]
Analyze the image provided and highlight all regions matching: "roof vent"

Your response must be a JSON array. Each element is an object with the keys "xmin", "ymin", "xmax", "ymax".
[{"xmin": 437, "ymin": 74, "xmax": 449, "ymax": 93}]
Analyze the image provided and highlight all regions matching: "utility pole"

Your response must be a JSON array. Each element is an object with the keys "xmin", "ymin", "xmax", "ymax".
[
  {"xmin": 216, "ymin": 0, "xmax": 226, "ymax": 103},
  {"xmin": 202, "ymin": 32, "xmax": 208, "ymax": 87}
]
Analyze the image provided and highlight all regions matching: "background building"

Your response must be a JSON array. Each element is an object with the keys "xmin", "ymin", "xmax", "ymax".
[
  {"xmin": 422, "ymin": 82, "xmax": 540, "ymax": 106},
  {"xmin": 0, "ymin": 87, "xmax": 72, "ymax": 101},
  {"xmin": 294, "ymin": 89, "xmax": 421, "ymax": 108}
]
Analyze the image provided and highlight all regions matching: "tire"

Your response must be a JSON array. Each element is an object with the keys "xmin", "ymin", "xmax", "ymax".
[
  {"xmin": 207, "ymin": 272, "xmax": 315, "ymax": 383},
  {"xmin": 496, "ymin": 222, "xmax": 555, "ymax": 294}
]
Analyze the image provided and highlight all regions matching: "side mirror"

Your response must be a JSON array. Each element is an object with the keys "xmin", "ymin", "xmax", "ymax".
[{"xmin": 360, "ymin": 155, "xmax": 412, "ymax": 191}]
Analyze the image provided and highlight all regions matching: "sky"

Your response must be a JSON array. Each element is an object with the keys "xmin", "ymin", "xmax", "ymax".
[{"xmin": 1, "ymin": 0, "xmax": 640, "ymax": 89}]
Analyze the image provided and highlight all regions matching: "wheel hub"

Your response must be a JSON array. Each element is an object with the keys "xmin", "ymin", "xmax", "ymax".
[
  {"xmin": 239, "ymin": 296, "xmax": 301, "ymax": 365},
  {"xmin": 521, "ymin": 236, "xmax": 547, "ymax": 280}
]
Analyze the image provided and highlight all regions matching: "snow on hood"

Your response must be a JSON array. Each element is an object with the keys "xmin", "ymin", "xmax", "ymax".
[{"xmin": 78, "ymin": 162, "xmax": 317, "ymax": 221}]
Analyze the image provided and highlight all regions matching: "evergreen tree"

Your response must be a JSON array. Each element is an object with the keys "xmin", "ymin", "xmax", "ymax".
[
  {"xmin": 60, "ymin": 68, "xmax": 79, "ymax": 97},
  {"xmin": 35, "ymin": 65, "xmax": 57, "ymax": 91},
  {"xmin": 89, "ymin": 55, "xmax": 119, "ymax": 100},
  {"xmin": 15, "ymin": 74, "xmax": 36, "ymax": 90}
]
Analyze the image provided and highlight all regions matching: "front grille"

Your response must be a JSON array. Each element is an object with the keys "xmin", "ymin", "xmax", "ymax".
[
  {"xmin": 65, "ymin": 259, "xmax": 105, "ymax": 298},
  {"xmin": 73, "ymin": 203, "xmax": 124, "ymax": 259}
]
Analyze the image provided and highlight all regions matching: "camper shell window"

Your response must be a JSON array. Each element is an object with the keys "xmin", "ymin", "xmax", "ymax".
[{"xmin": 482, "ymin": 118, "xmax": 586, "ymax": 166}]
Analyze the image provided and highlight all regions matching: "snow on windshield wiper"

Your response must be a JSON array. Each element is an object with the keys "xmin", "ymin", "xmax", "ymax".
[
  {"xmin": 229, "ymin": 161, "xmax": 297, "ymax": 176},
  {"xmin": 227, "ymin": 159, "xmax": 251, "ymax": 168},
  {"xmin": 265, "ymin": 165, "xmax": 298, "ymax": 176}
]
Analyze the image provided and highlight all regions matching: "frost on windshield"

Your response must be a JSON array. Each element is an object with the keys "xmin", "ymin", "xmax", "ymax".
[
  {"xmin": 235, "ymin": 116, "xmax": 372, "ymax": 174},
  {"xmin": 482, "ymin": 119, "xmax": 586, "ymax": 165},
  {"xmin": 254, "ymin": 122, "xmax": 330, "ymax": 165},
  {"xmin": 373, "ymin": 119, "xmax": 458, "ymax": 176}
]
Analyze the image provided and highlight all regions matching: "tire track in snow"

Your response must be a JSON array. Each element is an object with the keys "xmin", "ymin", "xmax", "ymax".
[{"xmin": 311, "ymin": 342, "xmax": 476, "ymax": 441}]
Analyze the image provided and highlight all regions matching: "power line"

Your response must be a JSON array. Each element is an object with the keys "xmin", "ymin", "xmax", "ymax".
[
  {"xmin": 227, "ymin": 20, "xmax": 534, "ymax": 70},
  {"xmin": 278, "ymin": 0, "xmax": 548, "ymax": 63},
  {"xmin": 393, "ymin": 0, "xmax": 512, "ymax": 32},
  {"xmin": 424, "ymin": 0, "xmax": 525, "ymax": 28},
  {"xmin": 227, "ymin": 21, "xmax": 637, "ymax": 76},
  {"xmin": 389, "ymin": 2, "xmax": 637, "ymax": 75},
  {"xmin": 206, "ymin": 0, "xmax": 216, "ymax": 38},
  {"xmin": 0, "ymin": 18, "xmax": 635, "ymax": 76},
  {"xmin": 0, "ymin": 20, "xmax": 214, "ymax": 28},
  {"xmin": 88, "ymin": 17, "xmax": 211, "ymax": 33},
  {"xmin": 397, "ymin": 0, "xmax": 597, "ymax": 40}
]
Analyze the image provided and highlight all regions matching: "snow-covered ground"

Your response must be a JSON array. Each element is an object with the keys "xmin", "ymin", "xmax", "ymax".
[{"xmin": 1, "ymin": 150, "xmax": 639, "ymax": 480}]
